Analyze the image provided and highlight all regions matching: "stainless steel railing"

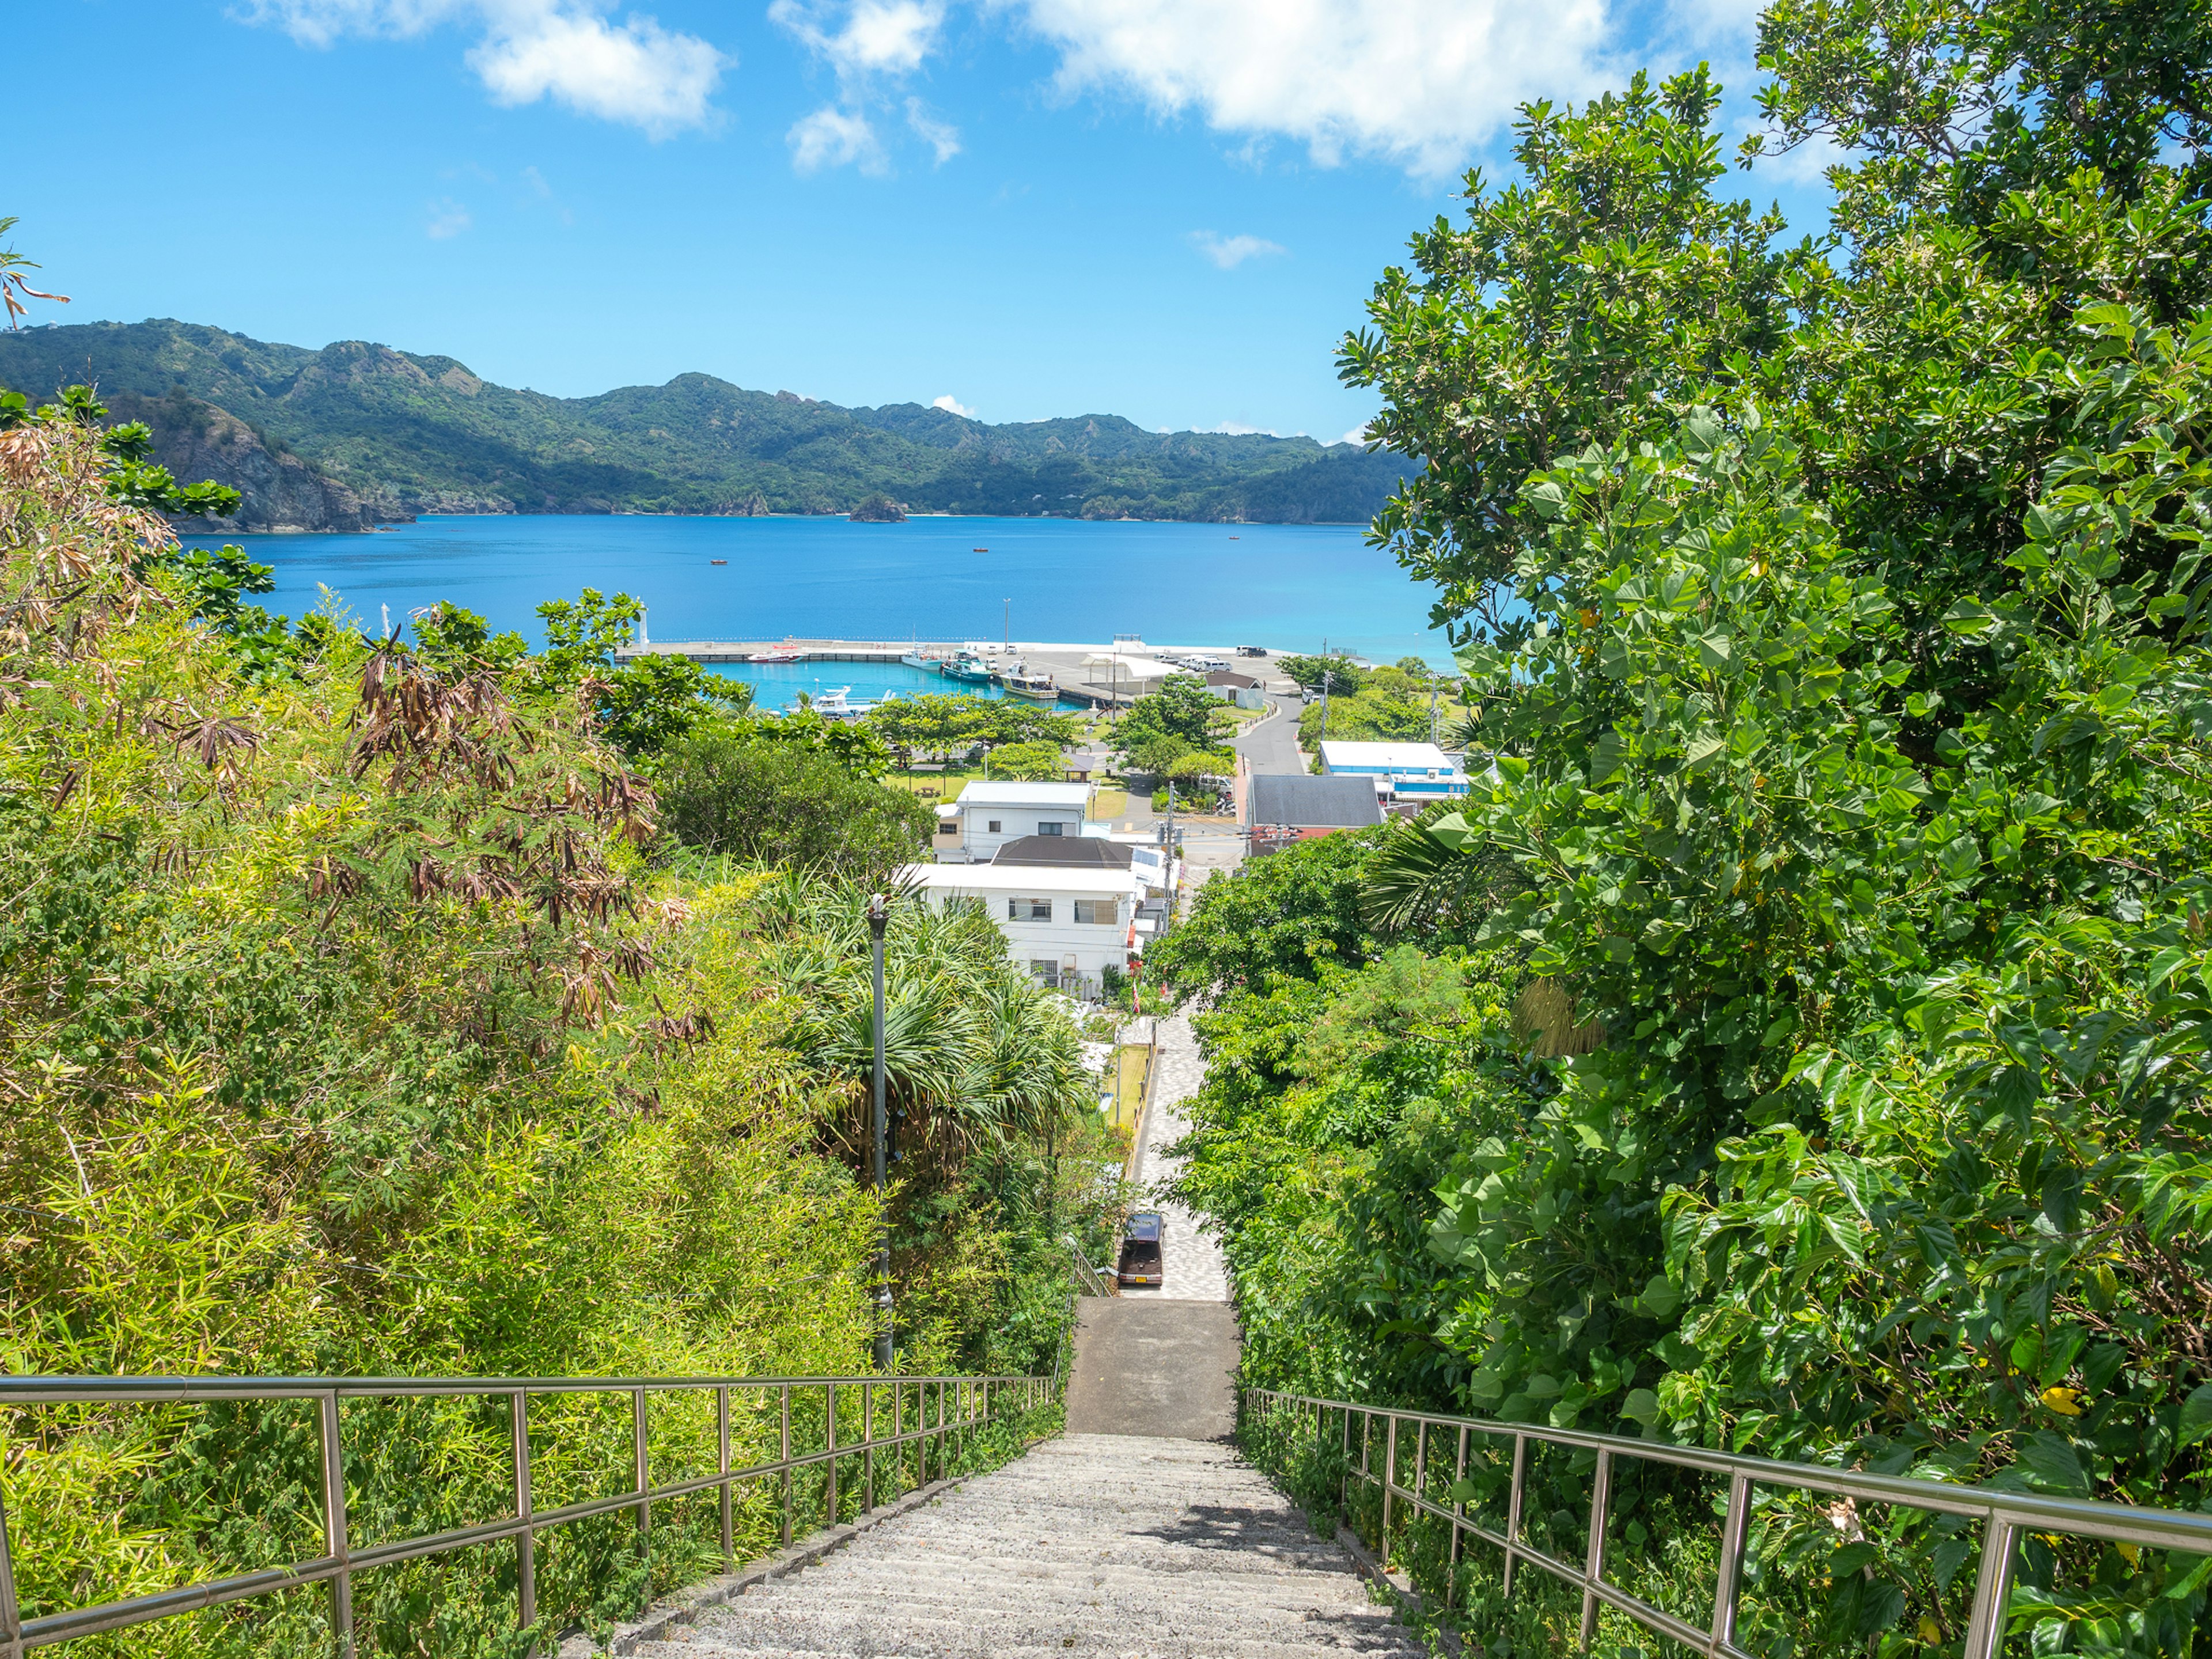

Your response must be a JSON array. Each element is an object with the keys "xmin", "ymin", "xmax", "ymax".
[
  {"xmin": 0, "ymin": 1371, "xmax": 1052, "ymax": 1657},
  {"xmin": 1066, "ymin": 1238, "xmax": 1115, "ymax": 1299},
  {"xmin": 1243, "ymin": 1387, "xmax": 2212, "ymax": 1659}
]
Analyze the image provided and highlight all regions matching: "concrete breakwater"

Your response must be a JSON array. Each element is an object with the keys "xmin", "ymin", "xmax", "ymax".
[{"xmin": 615, "ymin": 637, "xmax": 1293, "ymax": 709}]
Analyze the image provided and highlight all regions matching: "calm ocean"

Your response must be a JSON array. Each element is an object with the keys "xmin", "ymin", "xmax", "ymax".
[{"xmin": 179, "ymin": 514, "xmax": 1449, "ymax": 708}]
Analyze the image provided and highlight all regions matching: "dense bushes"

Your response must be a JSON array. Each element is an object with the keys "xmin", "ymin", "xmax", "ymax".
[
  {"xmin": 1177, "ymin": 5, "xmax": 2212, "ymax": 1654},
  {"xmin": 0, "ymin": 390, "xmax": 1113, "ymax": 1654},
  {"xmin": 654, "ymin": 720, "xmax": 934, "ymax": 878}
]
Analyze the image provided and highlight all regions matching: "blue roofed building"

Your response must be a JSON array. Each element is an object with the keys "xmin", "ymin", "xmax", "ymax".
[{"xmin": 1315, "ymin": 740, "xmax": 1471, "ymax": 804}]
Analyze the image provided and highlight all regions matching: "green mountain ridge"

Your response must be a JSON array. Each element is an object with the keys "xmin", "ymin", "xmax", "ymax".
[{"xmin": 0, "ymin": 319, "xmax": 1411, "ymax": 526}]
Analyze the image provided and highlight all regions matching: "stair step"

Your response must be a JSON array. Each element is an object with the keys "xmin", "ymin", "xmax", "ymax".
[{"xmin": 637, "ymin": 1433, "xmax": 1424, "ymax": 1659}]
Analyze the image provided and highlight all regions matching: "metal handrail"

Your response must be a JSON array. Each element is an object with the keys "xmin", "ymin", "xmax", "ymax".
[
  {"xmin": 1066, "ymin": 1239, "xmax": 1115, "ymax": 1299},
  {"xmin": 1243, "ymin": 1387, "xmax": 2212, "ymax": 1659},
  {"xmin": 0, "ymin": 1370, "xmax": 1053, "ymax": 1658}
]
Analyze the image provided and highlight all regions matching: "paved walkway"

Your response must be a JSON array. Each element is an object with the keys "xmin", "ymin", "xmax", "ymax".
[
  {"xmin": 1126, "ymin": 1015, "xmax": 1230, "ymax": 1305},
  {"xmin": 639, "ymin": 1435, "xmax": 1422, "ymax": 1659},
  {"xmin": 1236, "ymin": 694, "xmax": 1306, "ymax": 777}
]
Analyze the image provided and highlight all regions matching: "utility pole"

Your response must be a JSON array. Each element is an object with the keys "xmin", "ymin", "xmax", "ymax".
[
  {"xmin": 1003, "ymin": 597, "xmax": 1010, "ymax": 655},
  {"xmin": 1158, "ymin": 783, "xmax": 1177, "ymax": 937},
  {"xmin": 1320, "ymin": 637, "xmax": 1330, "ymax": 743},
  {"xmin": 1428, "ymin": 671, "xmax": 1438, "ymax": 747},
  {"xmin": 867, "ymin": 893, "xmax": 893, "ymax": 1373}
]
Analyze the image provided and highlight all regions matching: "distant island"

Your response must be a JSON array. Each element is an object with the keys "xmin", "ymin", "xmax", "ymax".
[
  {"xmin": 0, "ymin": 319, "xmax": 1414, "ymax": 533},
  {"xmin": 848, "ymin": 493, "xmax": 908, "ymax": 522}
]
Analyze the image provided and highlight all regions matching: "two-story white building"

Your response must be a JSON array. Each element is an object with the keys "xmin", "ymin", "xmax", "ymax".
[
  {"xmin": 934, "ymin": 781, "xmax": 1096, "ymax": 863},
  {"xmin": 900, "ymin": 862, "xmax": 1142, "ymax": 998}
]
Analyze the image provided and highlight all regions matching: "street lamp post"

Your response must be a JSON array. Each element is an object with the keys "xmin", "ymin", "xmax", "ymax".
[{"xmin": 867, "ymin": 893, "xmax": 893, "ymax": 1374}]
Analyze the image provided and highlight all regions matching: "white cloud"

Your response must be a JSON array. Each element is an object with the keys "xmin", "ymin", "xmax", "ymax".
[
  {"xmin": 426, "ymin": 197, "xmax": 474, "ymax": 238},
  {"xmin": 1337, "ymin": 422, "xmax": 1370, "ymax": 446},
  {"xmin": 772, "ymin": 1, "xmax": 955, "ymax": 173},
  {"xmin": 520, "ymin": 163, "xmax": 553, "ymax": 196},
  {"xmin": 1189, "ymin": 230, "xmax": 1285, "ymax": 269},
  {"xmin": 1204, "ymin": 420, "xmax": 1277, "ymax": 435},
  {"xmin": 771, "ymin": 0, "xmax": 946, "ymax": 76},
  {"xmin": 931, "ymin": 393, "xmax": 978, "ymax": 417},
  {"xmin": 241, "ymin": 1, "xmax": 728, "ymax": 137},
  {"xmin": 906, "ymin": 98, "xmax": 962, "ymax": 164},
  {"xmin": 999, "ymin": 0, "xmax": 1615, "ymax": 177},
  {"xmin": 789, "ymin": 104, "xmax": 887, "ymax": 173}
]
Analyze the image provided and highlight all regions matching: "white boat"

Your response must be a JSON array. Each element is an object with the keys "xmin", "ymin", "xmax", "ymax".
[
  {"xmin": 814, "ymin": 687, "xmax": 898, "ymax": 719},
  {"xmin": 1002, "ymin": 666, "xmax": 1059, "ymax": 702},
  {"xmin": 751, "ymin": 646, "xmax": 805, "ymax": 663},
  {"xmin": 901, "ymin": 651, "xmax": 946, "ymax": 671}
]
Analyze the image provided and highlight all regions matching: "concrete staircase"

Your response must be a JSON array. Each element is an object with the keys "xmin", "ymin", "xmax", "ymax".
[
  {"xmin": 628, "ymin": 1017, "xmax": 1414, "ymax": 1657},
  {"xmin": 635, "ymin": 1435, "xmax": 1425, "ymax": 1658}
]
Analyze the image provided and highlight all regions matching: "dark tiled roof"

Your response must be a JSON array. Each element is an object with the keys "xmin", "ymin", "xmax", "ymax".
[
  {"xmin": 1205, "ymin": 671, "xmax": 1259, "ymax": 688},
  {"xmin": 991, "ymin": 835, "xmax": 1137, "ymax": 869},
  {"xmin": 1248, "ymin": 774, "xmax": 1385, "ymax": 829}
]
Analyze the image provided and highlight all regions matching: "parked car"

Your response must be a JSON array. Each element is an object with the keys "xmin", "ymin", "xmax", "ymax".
[{"xmin": 1116, "ymin": 1211, "xmax": 1164, "ymax": 1287}]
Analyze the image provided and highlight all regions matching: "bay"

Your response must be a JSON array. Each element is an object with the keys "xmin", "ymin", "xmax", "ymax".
[{"xmin": 180, "ymin": 514, "xmax": 1447, "ymax": 675}]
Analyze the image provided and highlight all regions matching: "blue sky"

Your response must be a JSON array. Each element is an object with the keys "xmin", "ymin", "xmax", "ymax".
[{"xmin": 12, "ymin": 0, "xmax": 1832, "ymax": 441}]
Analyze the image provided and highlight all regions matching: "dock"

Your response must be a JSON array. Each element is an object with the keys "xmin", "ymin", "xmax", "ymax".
[{"xmin": 614, "ymin": 637, "xmax": 1291, "ymax": 709}]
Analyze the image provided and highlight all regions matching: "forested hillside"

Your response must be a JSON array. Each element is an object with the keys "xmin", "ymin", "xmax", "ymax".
[
  {"xmin": 0, "ymin": 379, "xmax": 1119, "ymax": 1652},
  {"xmin": 1155, "ymin": 10, "xmax": 2212, "ymax": 1656},
  {"xmin": 0, "ymin": 319, "xmax": 1406, "ymax": 526}
]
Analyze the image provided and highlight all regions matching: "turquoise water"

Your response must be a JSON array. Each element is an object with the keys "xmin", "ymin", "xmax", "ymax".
[
  {"xmin": 180, "ymin": 513, "xmax": 1448, "ymax": 669},
  {"xmin": 709, "ymin": 657, "xmax": 1080, "ymax": 711}
]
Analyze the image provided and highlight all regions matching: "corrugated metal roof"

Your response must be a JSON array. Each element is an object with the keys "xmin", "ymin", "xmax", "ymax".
[{"xmin": 1248, "ymin": 774, "xmax": 1387, "ymax": 828}]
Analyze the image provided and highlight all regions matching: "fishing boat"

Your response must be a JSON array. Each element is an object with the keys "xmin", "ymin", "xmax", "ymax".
[
  {"xmin": 901, "ymin": 649, "xmax": 947, "ymax": 671},
  {"xmin": 1001, "ymin": 665, "xmax": 1059, "ymax": 702},
  {"xmin": 750, "ymin": 646, "xmax": 805, "ymax": 664},
  {"xmin": 710, "ymin": 558, "xmax": 727, "ymax": 565},
  {"xmin": 815, "ymin": 687, "xmax": 899, "ymax": 719},
  {"xmin": 941, "ymin": 652, "xmax": 993, "ymax": 684}
]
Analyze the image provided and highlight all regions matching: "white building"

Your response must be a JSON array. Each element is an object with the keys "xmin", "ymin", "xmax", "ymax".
[
  {"xmin": 937, "ymin": 781, "xmax": 1096, "ymax": 863},
  {"xmin": 901, "ymin": 863, "xmax": 1142, "ymax": 998},
  {"xmin": 1316, "ymin": 740, "xmax": 1470, "ymax": 802}
]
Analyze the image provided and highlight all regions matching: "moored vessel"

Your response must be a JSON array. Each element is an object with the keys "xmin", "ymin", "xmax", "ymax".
[{"xmin": 1001, "ymin": 665, "xmax": 1059, "ymax": 702}]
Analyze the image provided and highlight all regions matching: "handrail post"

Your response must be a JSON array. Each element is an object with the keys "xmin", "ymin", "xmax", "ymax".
[
  {"xmin": 1503, "ymin": 1433, "xmax": 1527, "ymax": 1600},
  {"xmin": 1, "ymin": 1483, "xmax": 25, "ymax": 1659},
  {"xmin": 510, "ymin": 1390, "xmax": 535, "ymax": 1656},
  {"xmin": 1579, "ymin": 1447, "xmax": 1613, "ymax": 1652},
  {"xmin": 779, "ymin": 1384, "xmax": 793, "ymax": 1550},
  {"xmin": 1341, "ymin": 1403, "xmax": 1352, "ymax": 1513},
  {"xmin": 717, "ymin": 1385, "xmax": 733, "ymax": 1569},
  {"xmin": 632, "ymin": 1388, "xmax": 650, "ymax": 1547},
  {"xmin": 826, "ymin": 1382, "xmax": 839, "ymax": 1527},
  {"xmin": 1382, "ymin": 1414, "xmax": 1398, "ymax": 1561},
  {"xmin": 1961, "ymin": 1517, "xmax": 2018, "ymax": 1659},
  {"xmin": 1449, "ymin": 1423, "xmax": 1468, "ymax": 1608},
  {"xmin": 1412, "ymin": 1418, "xmax": 1427, "ymax": 1577},
  {"xmin": 1710, "ymin": 1471, "xmax": 1751, "ymax": 1650},
  {"xmin": 319, "ymin": 1391, "xmax": 354, "ymax": 1659},
  {"xmin": 863, "ymin": 1380, "xmax": 876, "ymax": 1513}
]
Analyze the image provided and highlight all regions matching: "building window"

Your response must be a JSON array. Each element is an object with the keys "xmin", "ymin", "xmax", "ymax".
[
  {"xmin": 1073, "ymin": 899, "xmax": 1115, "ymax": 925},
  {"xmin": 987, "ymin": 819, "xmax": 1002, "ymax": 833},
  {"xmin": 1008, "ymin": 897, "xmax": 1051, "ymax": 922},
  {"xmin": 1029, "ymin": 960, "xmax": 1060, "ymax": 988},
  {"xmin": 1037, "ymin": 821, "xmax": 1063, "ymax": 836}
]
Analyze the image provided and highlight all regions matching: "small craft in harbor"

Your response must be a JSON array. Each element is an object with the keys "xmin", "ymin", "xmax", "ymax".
[{"xmin": 1001, "ymin": 664, "xmax": 1059, "ymax": 702}]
